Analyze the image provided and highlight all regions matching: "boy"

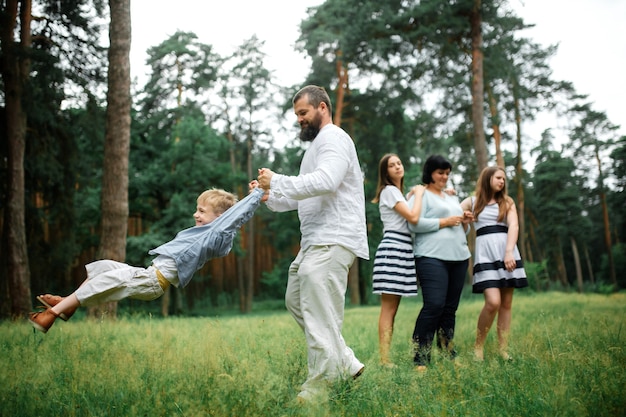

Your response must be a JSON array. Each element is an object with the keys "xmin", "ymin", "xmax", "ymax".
[{"xmin": 29, "ymin": 185, "xmax": 265, "ymax": 333}]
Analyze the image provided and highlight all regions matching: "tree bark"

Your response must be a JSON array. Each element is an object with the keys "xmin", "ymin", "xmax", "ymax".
[
  {"xmin": 555, "ymin": 237, "xmax": 569, "ymax": 288},
  {"xmin": 513, "ymin": 83, "xmax": 527, "ymax": 262},
  {"xmin": 333, "ymin": 57, "xmax": 361, "ymax": 305},
  {"xmin": 594, "ymin": 147, "xmax": 617, "ymax": 286},
  {"xmin": 334, "ymin": 49, "xmax": 348, "ymax": 126},
  {"xmin": 469, "ymin": 0, "xmax": 488, "ymax": 171},
  {"xmin": 583, "ymin": 244, "xmax": 595, "ymax": 284},
  {"xmin": 245, "ymin": 123, "xmax": 255, "ymax": 313},
  {"xmin": 570, "ymin": 236, "xmax": 583, "ymax": 293},
  {"xmin": 161, "ymin": 287, "xmax": 170, "ymax": 316},
  {"xmin": 90, "ymin": 0, "xmax": 131, "ymax": 319},
  {"xmin": 486, "ymin": 83, "xmax": 503, "ymax": 168},
  {"xmin": 1, "ymin": 0, "xmax": 33, "ymax": 319}
]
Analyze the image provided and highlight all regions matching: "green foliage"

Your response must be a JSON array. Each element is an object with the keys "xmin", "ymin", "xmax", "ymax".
[
  {"xmin": 259, "ymin": 257, "xmax": 293, "ymax": 299},
  {"xmin": 569, "ymin": 102, "xmax": 620, "ymax": 190},
  {"xmin": 140, "ymin": 30, "xmax": 221, "ymax": 113},
  {"xmin": 2, "ymin": 292, "xmax": 624, "ymax": 416},
  {"xmin": 35, "ymin": 0, "xmax": 108, "ymax": 90},
  {"xmin": 529, "ymin": 143, "xmax": 588, "ymax": 284},
  {"xmin": 598, "ymin": 243, "xmax": 626, "ymax": 289},
  {"xmin": 586, "ymin": 282, "xmax": 618, "ymax": 296},
  {"xmin": 523, "ymin": 260, "xmax": 549, "ymax": 291},
  {"xmin": 611, "ymin": 136, "xmax": 626, "ymax": 191}
]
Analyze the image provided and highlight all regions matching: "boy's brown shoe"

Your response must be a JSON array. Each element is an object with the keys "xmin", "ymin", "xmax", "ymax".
[
  {"xmin": 36, "ymin": 294, "xmax": 76, "ymax": 321},
  {"xmin": 28, "ymin": 308, "xmax": 59, "ymax": 333}
]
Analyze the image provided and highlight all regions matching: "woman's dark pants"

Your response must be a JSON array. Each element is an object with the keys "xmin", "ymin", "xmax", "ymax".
[{"xmin": 412, "ymin": 256, "xmax": 468, "ymax": 365}]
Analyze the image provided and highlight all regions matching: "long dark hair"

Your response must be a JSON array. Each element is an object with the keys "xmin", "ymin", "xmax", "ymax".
[{"xmin": 372, "ymin": 153, "xmax": 403, "ymax": 203}]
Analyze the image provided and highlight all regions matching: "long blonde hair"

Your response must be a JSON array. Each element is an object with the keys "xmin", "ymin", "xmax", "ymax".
[
  {"xmin": 372, "ymin": 153, "xmax": 403, "ymax": 203},
  {"xmin": 473, "ymin": 166, "xmax": 513, "ymax": 223}
]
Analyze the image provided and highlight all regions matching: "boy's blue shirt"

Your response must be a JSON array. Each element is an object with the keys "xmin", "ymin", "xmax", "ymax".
[{"xmin": 149, "ymin": 187, "xmax": 264, "ymax": 288}]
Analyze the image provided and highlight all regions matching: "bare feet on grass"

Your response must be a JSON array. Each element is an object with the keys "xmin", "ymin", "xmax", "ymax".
[{"xmin": 381, "ymin": 361, "xmax": 397, "ymax": 369}]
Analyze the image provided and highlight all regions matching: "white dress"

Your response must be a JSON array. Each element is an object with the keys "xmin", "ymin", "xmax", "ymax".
[{"xmin": 472, "ymin": 201, "xmax": 528, "ymax": 293}]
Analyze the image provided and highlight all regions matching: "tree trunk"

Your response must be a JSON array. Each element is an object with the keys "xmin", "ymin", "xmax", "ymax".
[
  {"xmin": 583, "ymin": 244, "xmax": 595, "ymax": 284},
  {"xmin": 570, "ymin": 236, "xmax": 583, "ymax": 293},
  {"xmin": 527, "ymin": 208, "xmax": 544, "ymax": 261},
  {"xmin": 347, "ymin": 262, "xmax": 361, "ymax": 305},
  {"xmin": 334, "ymin": 50, "xmax": 348, "ymax": 126},
  {"xmin": 236, "ymin": 217, "xmax": 245, "ymax": 312},
  {"xmin": 599, "ymin": 190, "xmax": 616, "ymax": 286},
  {"xmin": 555, "ymin": 237, "xmax": 569, "ymax": 288},
  {"xmin": 245, "ymin": 127, "xmax": 254, "ymax": 313},
  {"xmin": 469, "ymin": 0, "xmax": 488, "ymax": 171},
  {"xmin": 90, "ymin": 0, "xmax": 131, "ymax": 319},
  {"xmin": 513, "ymin": 84, "xmax": 527, "ymax": 262},
  {"xmin": 486, "ymin": 83, "xmax": 503, "ymax": 167},
  {"xmin": 161, "ymin": 287, "xmax": 170, "ymax": 316},
  {"xmin": 333, "ymin": 58, "xmax": 362, "ymax": 306},
  {"xmin": 222, "ymin": 103, "xmax": 247, "ymax": 313},
  {"xmin": 1, "ymin": 0, "xmax": 33, "ymax": 319},
  {"xmin": 594, "ymin": 147, "xmax": 617, "ymax": 286}
]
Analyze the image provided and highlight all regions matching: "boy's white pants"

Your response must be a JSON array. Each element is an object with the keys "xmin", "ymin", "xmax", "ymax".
[{"xmin": 75, "ymin": 260, "xmax": 165, "ymax": 306}]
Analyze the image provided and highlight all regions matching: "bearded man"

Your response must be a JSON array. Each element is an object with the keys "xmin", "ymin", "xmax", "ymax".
[{"xmin": 256, "ymin": 85, "xmax": 368, "ymax": 403}]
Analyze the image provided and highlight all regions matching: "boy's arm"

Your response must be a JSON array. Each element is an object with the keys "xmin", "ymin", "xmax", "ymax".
[{"xmin": 211, "ymin": 187, "xmax": 265, "ymax": 233}]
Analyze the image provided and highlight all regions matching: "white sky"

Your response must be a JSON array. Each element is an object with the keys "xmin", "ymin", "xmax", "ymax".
[{"xmin": 130, "ymin": 0, "xmax": 626, "ymax": 145}]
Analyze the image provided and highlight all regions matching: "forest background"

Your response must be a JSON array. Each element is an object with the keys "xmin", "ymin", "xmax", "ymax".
[{"xmin": 1, "ymin": 0, "xmax": 625, "ymax": 320}]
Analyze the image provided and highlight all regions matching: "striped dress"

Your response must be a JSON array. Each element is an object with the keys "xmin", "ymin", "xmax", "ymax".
[
  {"xmin": 372, "ymin": 186, "xmax": 418, "ymax": 296},
  {"xmin": 472, "ymin": 201, "xmax": 528, "ymax": 293}
]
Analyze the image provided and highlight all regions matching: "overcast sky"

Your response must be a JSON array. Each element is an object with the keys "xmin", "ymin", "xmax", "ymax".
[{"xmin": 129, "ymin": 0, "xmax": 626, "ymax": 143}]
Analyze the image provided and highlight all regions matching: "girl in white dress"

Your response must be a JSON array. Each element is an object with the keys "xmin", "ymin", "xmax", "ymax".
[{"xmin": 461, "ymin": 166, "xmax": 528, "ymax": 361}]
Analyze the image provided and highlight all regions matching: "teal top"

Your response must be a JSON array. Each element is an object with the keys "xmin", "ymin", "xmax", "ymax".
[{"xmin": 407, "ymin": 191, "xmax": 470, "ymax": 261}]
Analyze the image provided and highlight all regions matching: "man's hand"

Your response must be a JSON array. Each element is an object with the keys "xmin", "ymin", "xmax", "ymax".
[
  {"xmin": 249, "ymin": 180, "xmax": 269, "ymax": 202},
  {"xmin": 257, "ymin": 168, "xmax": 275, "ymax": 190}
]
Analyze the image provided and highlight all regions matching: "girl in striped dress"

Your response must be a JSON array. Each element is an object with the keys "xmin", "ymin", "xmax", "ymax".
[
  {"xmin": 372, "ymin": 154, "xmax": 422, "ymax": 367},
  {"xmin": 461, "ymin": 166, "xmax": 528, "ymax": 361}
]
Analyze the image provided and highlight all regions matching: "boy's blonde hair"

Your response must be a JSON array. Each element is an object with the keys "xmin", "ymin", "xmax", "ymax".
[{"xmin": 197, "ymin": 189, "xmax": 238, "ymax": 216}]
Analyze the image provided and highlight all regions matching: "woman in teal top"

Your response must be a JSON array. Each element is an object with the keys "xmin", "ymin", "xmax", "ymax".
[{"xmin": 408, "ymin": 155, "xmax": 473, "ymax": 370}]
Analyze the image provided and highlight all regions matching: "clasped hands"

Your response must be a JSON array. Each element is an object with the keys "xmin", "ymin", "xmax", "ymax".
[
  {"xmin": 447, "ymin": 211, "xmax": 474, "ymax": 228},
  {"xmin": 256, "ymin": 168, "xmax": 274, "ymax": 190},
  {"xmin": 248, "ymin": 168, "xmax": 275, "ymax": 202}
]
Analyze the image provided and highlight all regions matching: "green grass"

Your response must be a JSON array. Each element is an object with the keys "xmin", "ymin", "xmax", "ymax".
[{"xmin": 1, "ymin": 292, "xmax": 624, "ymax": 416}]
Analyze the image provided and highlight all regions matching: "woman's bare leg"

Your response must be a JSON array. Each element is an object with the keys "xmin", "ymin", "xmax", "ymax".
[
  {"xmin": 474, "ymin": 288, "xmax": 501, "ymax": 360},
  {"xmin": 496, "ymin": 288, "xmax": 514, "ymax": 359},
  {"xmin": 379, "ymin": 293, "xmax": 401, "ymax": 366}
]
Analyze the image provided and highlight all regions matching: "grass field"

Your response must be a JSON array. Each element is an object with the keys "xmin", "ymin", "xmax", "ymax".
[{"xmin": 1, "ymin": 291, "xmax": 624, "ymax": 416}]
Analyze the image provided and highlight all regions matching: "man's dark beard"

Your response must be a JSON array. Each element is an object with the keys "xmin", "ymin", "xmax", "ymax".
[{"xmin": 299, "ymin": 113, "xmax": 322, "ymax": 142}]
